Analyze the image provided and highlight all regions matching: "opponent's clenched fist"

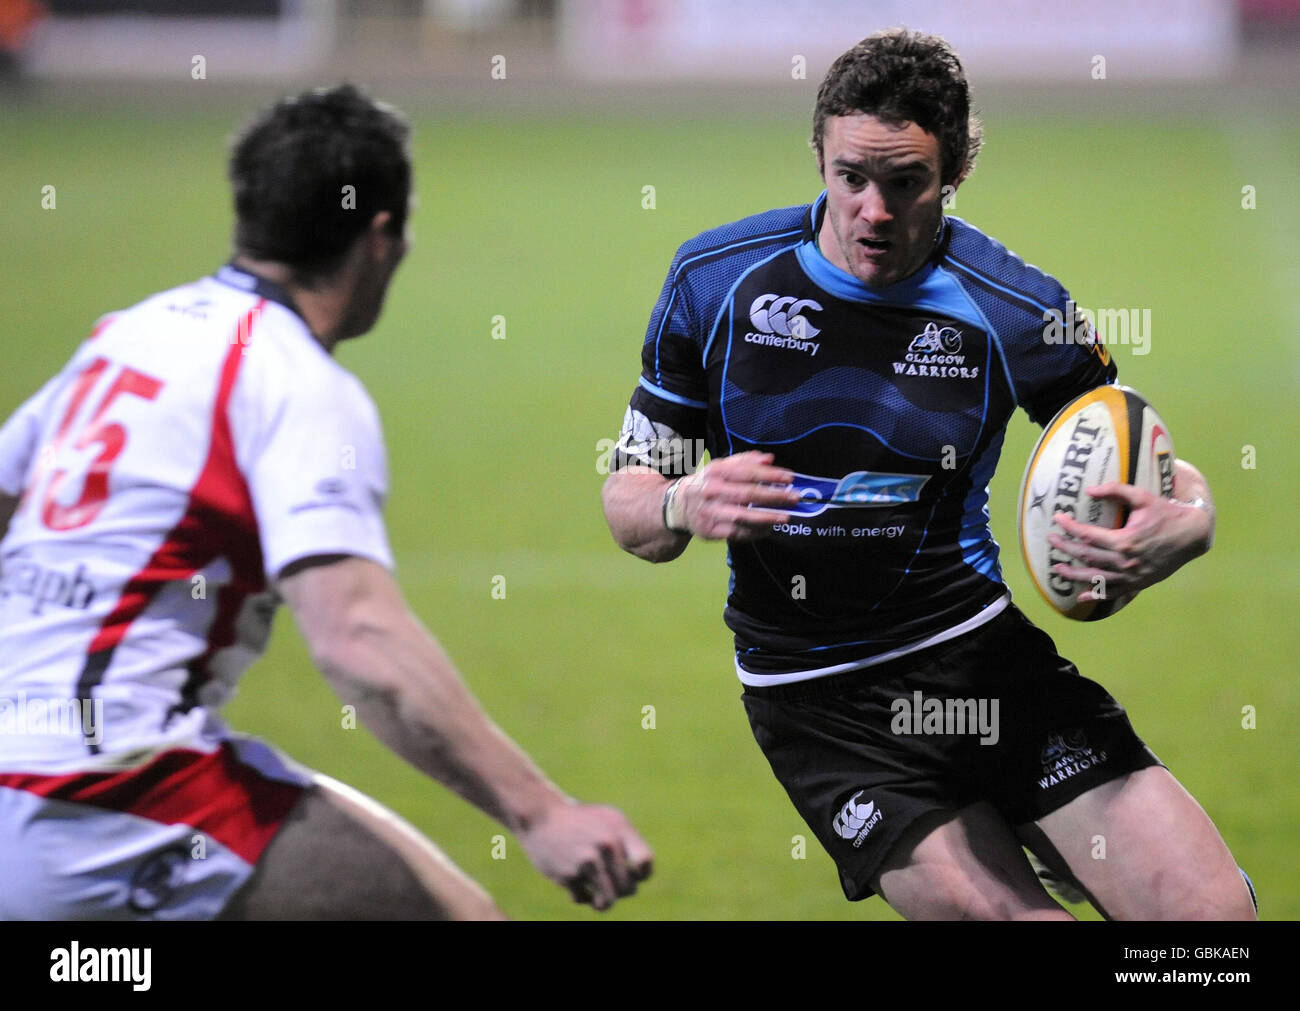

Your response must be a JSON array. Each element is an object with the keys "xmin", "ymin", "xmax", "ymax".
[{"xmin": 517, "ymin": 800, "xmax": 654, "ymax": 911}]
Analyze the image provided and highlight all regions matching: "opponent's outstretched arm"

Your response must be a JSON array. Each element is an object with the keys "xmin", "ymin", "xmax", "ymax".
[
  {"xmin": 602, "ymin": 451, "xmax": 801, "ymax": 562},
  {"xmin": 1048, "ymin": 458, "xmax": 1215, "ymax": 602},
  {"xmin": 278, "ymin": 554, "xmax": 653, "ymax": 911}
]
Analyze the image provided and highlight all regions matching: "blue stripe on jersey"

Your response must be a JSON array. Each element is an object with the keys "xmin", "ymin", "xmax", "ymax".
[
  {"xmin": 959, "ymin": 427, "xmax": 1005, "ymax": 582},
  {"xmin": 936, "ymin": 265, "xmax": 1021, "ymax": 420},
  {"xmin": 941, "ymin": 217, "xmax": 1061, "ymax": 315},
  {"xmin": 702, "ymin": 241, "xmax": 802, "ymax": 364},
  {"xmin": 638, "ymin": 376, "xmax": 708, "ymax": 410},
  {"xmin": 795, "ymin": 242, "xmax": 990, "ymax": 329},
  {"xmin": 712, "ymin": 243, "xmax": 808, "ymax": 454},
  {"xmin": 654, "ymin": 226, "xmax": 804, "ymax": 383}
]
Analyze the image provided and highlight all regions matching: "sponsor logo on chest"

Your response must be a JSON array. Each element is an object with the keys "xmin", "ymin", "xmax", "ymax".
[{"xmin": 742, "ymin": 294, "xmax": 823, "ymax": 356}]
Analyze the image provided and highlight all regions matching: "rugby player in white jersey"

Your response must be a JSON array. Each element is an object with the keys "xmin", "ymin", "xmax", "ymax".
[{"xmin": 0, "ymin": 84, "xmax": 652, "ymax": 920}]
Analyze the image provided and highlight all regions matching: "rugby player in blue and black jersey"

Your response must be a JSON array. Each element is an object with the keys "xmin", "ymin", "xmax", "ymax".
[{"xmin": 602, "ymin": 29, "xmax": 1255, "ymax": 920}]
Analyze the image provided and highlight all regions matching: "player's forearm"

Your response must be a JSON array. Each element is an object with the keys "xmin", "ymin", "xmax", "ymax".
[
  {"xmin": 601, "ymin": 468, "xmax": 691, "ymax": 563},
  {"xmin": 1172, "ymin": 458, "xmax": 1215, "ymax": 555},
  {"xmin": 314, "ymin": 604, "xmax": 568, "ymax": 834}
]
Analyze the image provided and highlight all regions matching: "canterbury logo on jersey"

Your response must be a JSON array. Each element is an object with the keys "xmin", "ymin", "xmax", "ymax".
[
  {"xmin": 788, "ymin": 470, "xmax": 930, "ymax": 517},
  {"xmin": 743, "ymin": 294, "xmax": 823, "ymax": 356},
  {"xmin": 749, "ymin": 294, "xmax": 823, "ymax": 337}
]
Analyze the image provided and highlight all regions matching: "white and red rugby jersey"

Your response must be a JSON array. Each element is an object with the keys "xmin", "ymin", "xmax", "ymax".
[{"xmin": 0, "ymin": 265, "xmax": 393, "ymax": 771}]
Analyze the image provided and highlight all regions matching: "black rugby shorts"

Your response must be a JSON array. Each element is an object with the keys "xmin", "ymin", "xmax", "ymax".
[{"xmin": 741, "ymin": 603, "xmax": 1162, "ymax": 901}]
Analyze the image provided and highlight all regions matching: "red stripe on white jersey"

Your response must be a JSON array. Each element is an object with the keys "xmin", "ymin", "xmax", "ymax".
[
  {"xmin": 83, "ymin": 305, "xmax": 268, "ymax": 664},
  {"xmin": 0, "ymin": 742, "xmax": 303, "ymax": 864}
]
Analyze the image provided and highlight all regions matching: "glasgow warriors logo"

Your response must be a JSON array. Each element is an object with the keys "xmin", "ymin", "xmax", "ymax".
[{"xmin": 908, "ymin": 321, "xmax": 963, "ymax": 354}]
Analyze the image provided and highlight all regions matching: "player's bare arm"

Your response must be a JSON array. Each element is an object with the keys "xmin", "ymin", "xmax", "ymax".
[
  {"xmin": 278, "ymin": 553, "xmax": 653, "ymax": 910},
  {"xmin": 1049, "ymin": 458, "xmax": 1215, "ymax": 602},
  {"xmin": 602, "ymin": 451, "xmax": 800, "ymax": 562}
]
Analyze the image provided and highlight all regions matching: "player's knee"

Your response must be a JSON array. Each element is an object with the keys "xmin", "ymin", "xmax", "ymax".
[
  {"xmin": 467, "ymin": 897, "xmax": 509, "ymax": 921},
  {"xmin": 940, "ymin": 871, "xmax": 1072, "ymax": 921},
  {"xmin": 440, "ymin": 884, "xmax": 508, "ymax": 921}
]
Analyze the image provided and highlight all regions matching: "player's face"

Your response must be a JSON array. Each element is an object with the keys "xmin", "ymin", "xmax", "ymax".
[
  {"xmin": 817, "ymin": 115, "xmax": 947, "ymax": 289},
  {"xmin": 339, "ymin": 212, "xmax": 410, "ymax": 341}
]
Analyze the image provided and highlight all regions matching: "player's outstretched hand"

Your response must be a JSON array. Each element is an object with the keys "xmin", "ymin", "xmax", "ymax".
[
  {"xmin": 1048, "ymin": 482, "xmax": 1213, "ymax": 601},
  {"xmin": 673, "ymin": 451, "xmax": 801, "ymax": 541},
  {"xmin": 517, "ymin": 800, "xmax": 654, "ymax": 911}
]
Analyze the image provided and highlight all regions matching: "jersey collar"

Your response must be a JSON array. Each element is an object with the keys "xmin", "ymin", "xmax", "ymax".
[
  {"xmin": 798, "ymin": 190, "xmax": 953, "ymax": 305},
  {"xmin": 213, "ymin": 262, "xmax": 307, "ymax": 322}
]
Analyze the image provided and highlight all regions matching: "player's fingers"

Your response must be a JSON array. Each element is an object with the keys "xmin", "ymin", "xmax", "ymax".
[
  {"xmin": 710, "ymin": 453, "xmax": 795, "ymax": 485},
  {"xmin": 697, "ymin": 479, "xmax": 776, "ymax": 507},
  {"xmin": 1050, "ymin": 560, "xmax": 1136, "ymax": 592},
  {"xmin": 711, "ymin": 480, "xmax": 802, "ymax": 509},
  {"xmin": 597, "ymin": 839, "xmax": 635, "ymax": 897},
  {"xmin": 576, "ymin": 857, "xmax": 617, "ymax": 911},
  {"xmin": 1047, "ymin": 531, "xmax": 1132, "ymax": 570},
  {"xmin": 622, "ymin": 833, "xmax": 654, "ymax": 882},
  {"xmin": 1086, "ymin": 482, "xmax": 1151, "ymax": 507},
  {"xmin": 706, "ymin": 504, "xmax": 791, "ymax": 535},
  {"xmin": 740, "ymin": 464, "xmax": 797, "ymax": 486},
  {"xmin": 1051, "ymin": 512, "xmax": 1124, "ymax": 550}
]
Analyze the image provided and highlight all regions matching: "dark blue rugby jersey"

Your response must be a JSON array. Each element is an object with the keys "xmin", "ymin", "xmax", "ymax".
[{"xmin": 615, "ymin": 191, "xmax": 1116, "ymax": 678}]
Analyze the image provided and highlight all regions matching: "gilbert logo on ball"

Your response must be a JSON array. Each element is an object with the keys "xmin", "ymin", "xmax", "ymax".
[{"xmin": 1018, "ymin": 385, "xmax": 1175, "ymax": 621}]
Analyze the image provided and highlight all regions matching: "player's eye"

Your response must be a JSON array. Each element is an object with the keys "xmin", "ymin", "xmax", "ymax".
[{"xmin": 839, "ymin": 170, "xmax": 865, "ymax": 188}]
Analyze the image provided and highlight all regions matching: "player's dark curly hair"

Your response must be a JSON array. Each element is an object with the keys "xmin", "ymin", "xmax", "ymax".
[
  {"xmin": 229, "ymin": 84, "xmax": 411, "ymax": 280},
  {"xmin": 812, "ymin": 28, "xmax": 983, "ymax": 188}
]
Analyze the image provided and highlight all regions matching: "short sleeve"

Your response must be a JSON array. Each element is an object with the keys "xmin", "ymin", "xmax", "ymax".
[
  {"xmin": 611, "ymin": 247, "xmax": 709, "ymax": 474},
  {"xmin": 0, "ymin": 373, "xmax": 65, "ymax": 497},
  {"xmin": 234, "ymin": 358, "xmax": 394, "ymax": 582},
  {"xmin": 1012, "ymin": 297, "xmax": 1119, "ymax": 426}
]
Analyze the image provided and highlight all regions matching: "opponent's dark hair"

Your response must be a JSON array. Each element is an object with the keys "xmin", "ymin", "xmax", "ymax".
[
  {"xmin": 812, "ymin": 28, "xmax": 983, "ymax": 187},
  {"xmin": 229, "ymin": 84, "xmax": 411, "ymax": 280}
]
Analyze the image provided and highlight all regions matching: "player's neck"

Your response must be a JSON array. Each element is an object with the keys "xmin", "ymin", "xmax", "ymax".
[{"xmin": 230, "ymin": 255, "xmax": 346, "ymax": 353}]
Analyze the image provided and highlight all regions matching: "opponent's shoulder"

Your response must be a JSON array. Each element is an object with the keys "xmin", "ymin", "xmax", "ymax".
[
  {"xmin": 941, "ymin": 216, "xmax": 1072, "ymax": 316},
  {"xmin": 239, "ymin": 317, "xmax": 374, "ymax": 417},
  {"xmin": 669, "ymin": 203, "xmax": 809, "ymax": 279}
]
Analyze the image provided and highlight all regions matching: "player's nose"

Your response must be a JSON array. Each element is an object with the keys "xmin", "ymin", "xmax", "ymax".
[{"xmin": 858, "ymin": 183, "xmax": 892, "ymax": 229}]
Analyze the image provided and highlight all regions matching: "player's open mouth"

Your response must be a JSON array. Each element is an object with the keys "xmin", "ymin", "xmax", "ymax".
[{"xmin": 858, "ymin": 238, "xmax": 891, "ymax": 257}]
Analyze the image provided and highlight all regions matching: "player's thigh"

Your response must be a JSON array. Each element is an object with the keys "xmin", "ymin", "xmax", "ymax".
[
  {"xmin": 871, "ymin": 801, "xmax": 1073, "ymax": 921},
  {"xmin": 219, "ymin": 774, "xmax": 504, "ymax": 921},
  {"xmin": 1023, "ymin": 766, "xmax": 1254, "ymax": 921}
]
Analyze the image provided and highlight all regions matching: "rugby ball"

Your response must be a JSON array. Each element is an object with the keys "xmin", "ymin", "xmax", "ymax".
[{"xmin": 1018, "ymin": 385, "xmax": 1175, "ymax": 620}]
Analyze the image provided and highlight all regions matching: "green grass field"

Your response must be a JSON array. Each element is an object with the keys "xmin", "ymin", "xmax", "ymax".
[{"xmin": 1, "ymin": 86, "xmax": 1296, "ymax": 920}]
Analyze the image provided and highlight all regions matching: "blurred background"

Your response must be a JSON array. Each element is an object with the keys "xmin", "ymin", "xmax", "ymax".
[{"xmin": 1, "ymin": 0, "xmax": 1296, "ymax": 920}]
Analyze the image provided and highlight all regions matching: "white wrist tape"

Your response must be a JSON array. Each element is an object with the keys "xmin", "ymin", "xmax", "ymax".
[{"xmin": 663, "ymin": 477, "xmax": 690, "ymax": 534}]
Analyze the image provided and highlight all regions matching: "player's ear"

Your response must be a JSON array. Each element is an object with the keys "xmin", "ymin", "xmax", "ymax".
[{"xmin": 366, "ymin": 211, "xmax": 395, "ymax": 260}]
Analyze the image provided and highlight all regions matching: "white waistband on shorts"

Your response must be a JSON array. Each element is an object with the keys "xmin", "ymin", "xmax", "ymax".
[{"xmin": 735, "ymin": 593, "xmax": 1011, "ymax": 687}]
